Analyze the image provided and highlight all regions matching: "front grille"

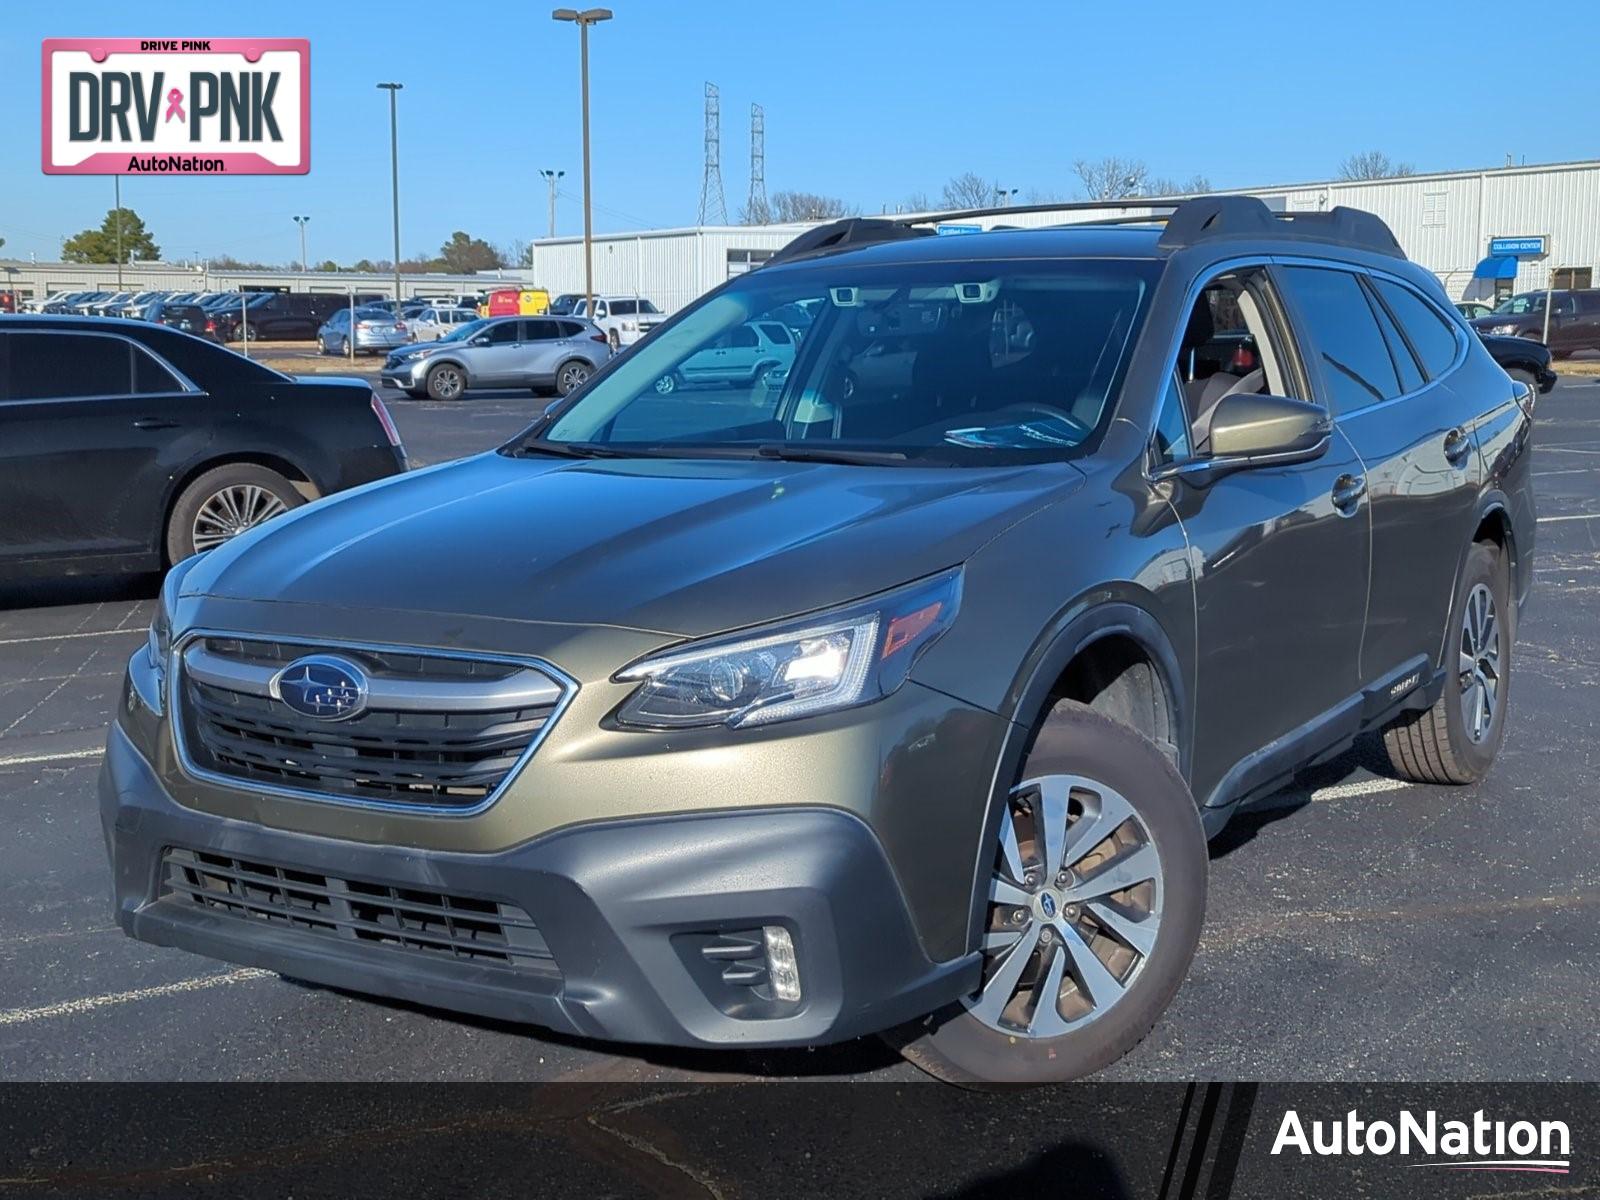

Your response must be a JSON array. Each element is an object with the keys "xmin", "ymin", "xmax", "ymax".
[
  {"xmin": 176, "ymin": 636, "xmax": 570, "ymax": 811},
  {"xmin": 160, "ymin": 847, "xmax": 558, "ymax": 975}
]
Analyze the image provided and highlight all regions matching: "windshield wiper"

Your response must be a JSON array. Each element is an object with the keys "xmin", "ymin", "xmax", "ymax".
[
  {"xmin": 509, "ymin": 439, "xmax": 632, "ymax": 459},
  {"xmin": 754, "ymin": 444, "xmax": 912, "ymax": 466}
]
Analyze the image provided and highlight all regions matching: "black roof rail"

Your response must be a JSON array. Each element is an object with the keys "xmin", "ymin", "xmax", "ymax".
[
  {"xmin": 766, "ymin": 218, "xmax": 934, "ymax": 267},
  {"xmin": 1157, "ymin": 196, "xmax": 1405, "ymax": 259}
]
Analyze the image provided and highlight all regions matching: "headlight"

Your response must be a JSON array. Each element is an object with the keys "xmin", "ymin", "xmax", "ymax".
[
  {"xmin": 615, "ymin": 569, "xmax": 961, "ymax": 729},
  {"xmin": 1490, "ymin": 323, "xmax": 1520, "ymax": 335}
]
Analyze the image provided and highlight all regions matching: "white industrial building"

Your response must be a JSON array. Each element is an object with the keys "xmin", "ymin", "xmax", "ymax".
[
  {"xmin": 6, "ymin": 158, "xmax": 1596, "ymax": 313},
  {"xmin": 525, "ymin": 158, "xmax": 1600, "ymax": 312}
]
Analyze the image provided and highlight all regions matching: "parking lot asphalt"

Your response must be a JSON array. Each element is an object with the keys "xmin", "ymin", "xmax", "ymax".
[{"xmin": 3, "ymin": 376, "xmax": 1599, "ymax": 1083}]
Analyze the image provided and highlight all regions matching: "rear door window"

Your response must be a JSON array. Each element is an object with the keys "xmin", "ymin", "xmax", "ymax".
[
  {"xmin": 1371, "ymin": 279, "xmax": 1460, "ymax": 380},
  {"xmin": 5, "ymin": 332, "xmax": 134, "ymax": 400},
  {"xmin": 522, "ymin": 320, "xmax": 559, "ymax": 341},
  {"xmin": 1365, "ymin": 285, "xmax": 1425, "ymax": 394},
  {"xmin": 1277, "ymin": 266, "xmax": 1401, "ymax": 415},
  {"xmin": 758, "ymin": 323, "xmax": 792, "ymax": 344}
]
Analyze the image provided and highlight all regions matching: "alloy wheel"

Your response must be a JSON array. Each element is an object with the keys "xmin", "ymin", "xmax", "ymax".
[
  {"xmin": 431, "ymin": 366, "xmax": 463, "ymax": 399},
  {"xmin": 191, "ymin": 484, "xmax": 289, "ymax": 552},
  {"xmin": 654, "ymin": 373, "xmax": 677, "ymax": 395},
  {"xmin": 559, "ymin": 362, "xmax": 590, "ymax": 394},
  {"xmin": 965, "ymin": 774, "xmax": 1163, "ymax": 1037},
  {"xmin": 1459, "ymin": 582, "xmax": 1502, "ymax": 743}
]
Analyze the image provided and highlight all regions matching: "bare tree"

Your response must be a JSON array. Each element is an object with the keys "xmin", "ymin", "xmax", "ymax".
[
  {"xmin": 1338, "ymin": 151, "xmax": 1415, "ymax": 181},
  {"xmin": 1024, "ymin": 187, "xmax": 1071, "ymax": 205},
  {"xmin": 940, "ymin": 172, "xmax": 994, "ymax": 210},
  {"xmin": 899, "ymin": 191, "xmax": 932, "ymax": 214},
  {"xmin": 1143, "ymin": 173, "xmax": 1212, "ymax": 198},
  {"xmin": 1074, "ymin": 157, "xmax": 1149, "ymax": 201},
  {"xmin": 767, "ymin": 190, "xmax": 852, "ymax": 222}
]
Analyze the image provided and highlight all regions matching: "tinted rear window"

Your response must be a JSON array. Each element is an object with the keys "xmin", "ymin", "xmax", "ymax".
[
  {"xmin": 1279, "ymin": 267, "xmax": 1401, "ymax": 415},
  {"xmin": 125, "ymin": 325, "xmax": 286, "ymax": 386},
  {"xmin": 1372, "ymin": 279, "xmax": 1459, "ymax": 380},
  {"xmin": 6, "ymin": 332, "xmax": 134, "ymax": 399}
]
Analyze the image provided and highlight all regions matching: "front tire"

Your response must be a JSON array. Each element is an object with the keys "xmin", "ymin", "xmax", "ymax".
[
  {"xmin": 891, "ymin": 700, "xmax": 1207, "ymax": 1085},
  {"xmin": 425, "ymin": 362, "xmax": 466, "ymax": 401},
  {"xmin": 1378, "ymin": 540, "xmax": 1510, "ymax": 784},
  {"xmin": 166, "ymin": 463, "xmax": 303, "ymax": 563}
]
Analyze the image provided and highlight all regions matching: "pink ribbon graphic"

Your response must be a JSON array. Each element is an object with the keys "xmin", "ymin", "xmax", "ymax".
[{"xmin": 164, "ymin": 88, "xmax": 185, "ymax": 123}]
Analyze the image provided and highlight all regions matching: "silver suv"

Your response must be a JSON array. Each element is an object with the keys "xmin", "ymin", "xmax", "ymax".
[{"xmin": 380, "ymin": 315, "xmax": 612, "ymax": 401}]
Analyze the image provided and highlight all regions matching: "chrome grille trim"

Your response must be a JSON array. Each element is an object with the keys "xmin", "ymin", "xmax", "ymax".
[{"xmin": 169, "ymin": 630, "xmax": 578, "ymax": 817}]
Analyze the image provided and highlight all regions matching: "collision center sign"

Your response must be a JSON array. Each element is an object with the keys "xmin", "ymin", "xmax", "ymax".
[{"xmin": 42, "ymin": 38, "xmax": 309, "ymax": 175}]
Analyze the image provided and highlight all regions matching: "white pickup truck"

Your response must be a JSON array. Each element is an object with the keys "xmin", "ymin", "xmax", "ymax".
[{"xmin": 571, "ymin": 296, "xmax": 665, "ymax": 348}]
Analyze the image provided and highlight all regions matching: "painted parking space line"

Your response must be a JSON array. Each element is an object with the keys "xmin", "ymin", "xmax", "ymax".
[
  {"xmin": 0, "ymin": 747, "xmax": 104, "ymax": 769},
  {"xmin": 1310, "ymin": 777, "xmax": 1412, "ymax": 801},
  {"xmin": 0, "ymin": 969, "xmax": 272, "ymax": 1027},
  {"xmin": 1538, "ymin": 513, "xmax": 1600, "ymax": 524},
  {"xmin": 0, "ymin": 628, "xmax": 144, "ymax": 648}
]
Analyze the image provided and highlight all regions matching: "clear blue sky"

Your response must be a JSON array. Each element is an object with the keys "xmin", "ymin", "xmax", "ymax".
[{"xmin": 3, "ymin": 0, "xmax": 1596, "ymax": 265}]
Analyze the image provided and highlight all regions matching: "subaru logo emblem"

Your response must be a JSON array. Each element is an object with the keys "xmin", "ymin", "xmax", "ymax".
[
  {"xmin": 271, "ymin": 655, "xmax": 369, "ymax": 722},
  {"xmin": 1040, "ymin": 893, "xmax": 1057, "ymax": 919}
]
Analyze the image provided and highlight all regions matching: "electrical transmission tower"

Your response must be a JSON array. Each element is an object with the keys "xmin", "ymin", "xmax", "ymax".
[
  {"xmin": 698, "ymin": 82, "xmax": 727, "ymax": 225},
  {"xmin": 747, "ymin": 103, "xmax": 769, "ymax": 224}
]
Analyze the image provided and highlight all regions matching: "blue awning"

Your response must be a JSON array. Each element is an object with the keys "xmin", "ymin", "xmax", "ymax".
[{"xmin": 1473, "ymin": 255, "xmax": 1519, "ymax": 280}]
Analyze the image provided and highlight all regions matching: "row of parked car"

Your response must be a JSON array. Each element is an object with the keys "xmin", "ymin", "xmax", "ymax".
[{"xmin": 1457, "ymin": 288, "xmax": 1600, "ymax": 359}]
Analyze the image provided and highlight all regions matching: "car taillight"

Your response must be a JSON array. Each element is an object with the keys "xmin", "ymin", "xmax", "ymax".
[
  {"xmin": 205, "ymin": 319, "xmax": 215, "ymax": 332},
  {"xmin": 370, "ymin": 392, "xmax": 404, "ymax": 451},
  {"xmin": 357, "ymin": 322, "xmax": 371, "ymax": 330},
  {"xmin": 394, "ymin": 322, "xmax": 406, "ymax": 333},
  {"xmin": 591, "ymin": 333, "xmax": 608, "ymax": 343}
]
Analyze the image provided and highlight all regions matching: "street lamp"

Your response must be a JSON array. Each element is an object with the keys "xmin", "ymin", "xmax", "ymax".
[
  {"xmin": 292, "ymin": 215, "xmax": 310, "ymax": 273},
  {"xmin": 552, "ymin": 8, "xmax": 612, "ymax": 312},
  {"xmin": 993, "ymin": 185, "xmax": 1018, "ymax": 206},
  {"xmin": 539, "ymin": 168, "xmax": 565, "ymax": 240},
  {"xmin": 377, "ymin": 83, "xmax": 404, "ymax": 307}
]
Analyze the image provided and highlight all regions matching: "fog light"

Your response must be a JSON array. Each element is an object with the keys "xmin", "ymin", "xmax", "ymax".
[{"xmin": 763, "ymin": 925, "xmax": 801, "ymax": 1002}]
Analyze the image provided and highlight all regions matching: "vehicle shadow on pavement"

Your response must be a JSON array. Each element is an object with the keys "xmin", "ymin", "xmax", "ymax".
[
  {"xmin": 278, "ymin": 977, "xmax": 909, "ymax": 1080},
  {"xmin": 0, "ymin": 572, "xmax": 160, "ymax": 612},
  {"xmin": 1206, "ymin": 733, "xmax": 1403, "ymax": 860},
  {"xmin": 931, "ymin": 1140, "xmax": 1132, "ymax": 1199}
]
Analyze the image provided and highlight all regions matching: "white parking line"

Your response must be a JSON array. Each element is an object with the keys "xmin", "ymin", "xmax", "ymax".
[
  {"xmin": 1538, "ymin": 514, "xmax": 1600, "ymax": 524},
  {"xmin": 0, "ymin": 628, "xmax": 144, "ymax": 647},
  {"xmin": 0, "ymin": 747, "xmax": 103, "ymax": 769},
  {"xmin": 1311, "ymin": 777, "xmax": 1412, "ymax": 801},
  {"xmin": 0, "ymin": 969, "xmax": 272, "ymax": 1026}
]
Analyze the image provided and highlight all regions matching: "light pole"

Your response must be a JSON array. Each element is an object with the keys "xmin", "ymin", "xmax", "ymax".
[
  {"xmin": 113, "ymin": 176, "xmax": 124, "ymax": 290},
  {"xmin": 292, "ymin": 215, "xmax": 310, "ymax": 273},
  {"xmin": 539, "ymin": 168, "xmax": 565, "ymax": 239},
  {"xmin": 993, "ymin": 185, "xmax": 1017, "ymax": 206},
  {"xmin": 377, "ymin": 83, "xmax": 404, "ymax": 306},
  {"xmin": 552, "ymin": 8, "xmax": 612, "ymax": 312}
]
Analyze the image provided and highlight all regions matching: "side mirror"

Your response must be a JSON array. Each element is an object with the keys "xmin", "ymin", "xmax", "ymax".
[
  {"xmin": 469, "ymin": 335, "xmax": 491, "ymax": 346},
  {"xmin": 1208, "ymin": 393, "xmax": 1330, "ymax": 457},
  {"xmin": 1153, "ymin": 393, "xmax": 1331, "ymax": 487}
]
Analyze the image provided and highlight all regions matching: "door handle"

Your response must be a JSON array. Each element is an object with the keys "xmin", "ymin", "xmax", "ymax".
[
  {"xmin": 132, "ymin": 417, "xmax": 179, "ymax": 430},
  {"xmin": 1443, "ymin": 427, "xmax": 1473, "ymax": 467},
  {"xmin": 1331, "ymin": 473, "xmax": 1366, "ymax": 515}
]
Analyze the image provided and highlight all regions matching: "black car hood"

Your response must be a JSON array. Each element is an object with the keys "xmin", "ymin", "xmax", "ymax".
[{"xmin": 186, "ymin": 451, "xmax": 1081, "ymax": 637}]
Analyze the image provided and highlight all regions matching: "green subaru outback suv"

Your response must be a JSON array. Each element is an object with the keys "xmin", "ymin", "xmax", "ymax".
[{"xmin": 103, "ymin": 197, "xmax": 1535, "ymax": 1083}]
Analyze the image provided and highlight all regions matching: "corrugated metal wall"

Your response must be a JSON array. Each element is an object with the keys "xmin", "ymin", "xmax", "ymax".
[{"xmin": 521, "ymin": 162, "xmax": 1600, "ymax": 311}]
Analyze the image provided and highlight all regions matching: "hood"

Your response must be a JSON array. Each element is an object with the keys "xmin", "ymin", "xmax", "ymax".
[{"xmin": 186, "ymin": 451, "xmax": 1080, "ymax": 638}]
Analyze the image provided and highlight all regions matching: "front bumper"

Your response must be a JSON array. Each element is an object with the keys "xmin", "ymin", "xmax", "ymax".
[
  {"xmin": 380, "ymin": 356, "xmax": 431, "ymax": 388},
  {"xmin": 101, "ymin": 721, "xmax": 980, "ymax": 1048}
]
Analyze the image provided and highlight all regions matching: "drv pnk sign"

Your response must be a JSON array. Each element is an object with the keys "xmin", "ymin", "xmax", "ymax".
[{"xmin": 42, "ymin": 38, "xmax": 309, "ymax": 175}]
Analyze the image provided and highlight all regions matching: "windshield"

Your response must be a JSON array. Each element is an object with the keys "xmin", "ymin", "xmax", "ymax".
[
  {"xmin": 527, "ymin": 258, "xmax": 1158, "ymax": 465},
  {"xmin": 1493, "ymin": 293, "xmax": 1545, "ymax": 314},
  {"xmin": 437, "ymin": 317, "xmax": 491, "ymax": 343}
]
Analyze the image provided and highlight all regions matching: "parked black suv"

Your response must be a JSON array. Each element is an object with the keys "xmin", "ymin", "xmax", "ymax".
[
  {"xmin": 213, "ymin": 293, "xmax": 353, "ymax": 342},
  {"xmin": 1, "ymin": 316, "xmax": 407, "ymax": 573},
  {"xmin": 104, "ymin": 198, "xmax": 1534, "ymax": 1084}
]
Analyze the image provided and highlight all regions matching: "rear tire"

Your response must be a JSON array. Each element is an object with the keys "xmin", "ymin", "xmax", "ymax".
[
  {"xmin": 555, "ymin": 359, "xmax": 592, "ymax": 397},
  {"xmin": 889, "ymin": 700, "xmax": 1206, "ymax": 1085},
  {"xmin": 1378, "ymin": 540, "xmax": 1510, "ymax": 784},
  {"xmin": 166, "ymin": 463, "xmax": 303, "ymax": 563}
]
